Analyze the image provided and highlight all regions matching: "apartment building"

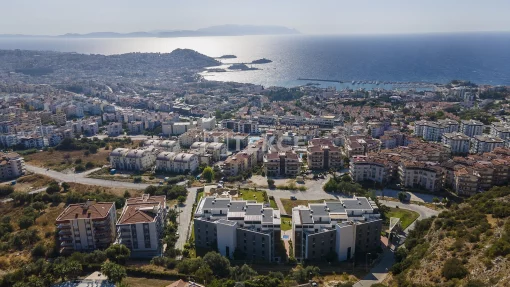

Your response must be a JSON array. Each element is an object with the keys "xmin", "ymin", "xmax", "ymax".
[
  {"xmin": 398, "ymin": 161, "xmax": 443, "ymax": 192},
  {"xmin": 291, "ymin": 197, "xmax": 381, "ymax": 262},
  {"xmin": 56, "ymin": 201, "xmax": 116, "ymax": 254},
  {"xmin": 454, "ymin": 167, "xmax": 479, "ymax": 196},
  {"xmin": 109, "ymin": 147, "xmax": 157, "ymax": 171},
  {"xmin": 155, "ymin": 152, "xmax": 199, "ymax": 174},
  {"xmin": 460, "ymin": 120, "xmax": 484, "ymax": 137},
  {"xmin": 349, "ymin": 155, "xmax": 387, "ymax": 183},
  {"xmin": 221, "ymin": 120, "xmax": 259, "ymax": 134},
  {"xmin": 442, "ymin": 132, "xmax": 471, "ymax": 155},
  {"xmin": 199, "ymin": 116, "xmax": 217, "ymax": 131},
  {"xmin": 264, "ymin": 151, "xmax": 302, "ymax": 177},
  {"xmin": 107, "ymin": 122, "xmax": 123, "ymax": 137},
  {"xmin": 470, "ymin": 135, "xmax": 505, "ymax": 154},
  {"xmin": 194, "ymin": 197, "xmax": 282, "ymax": 262},
  {"xmin": 0, "ymin": 152, "xmax": 26, "ymax": 180},
  {"xmin": 144, "ymin": 139, "xmax": 180, "ymax": 152},
  {"xmin": 116, "ymin": 195, "xmax": 168, "ymax": 258},
  {"xmin": 307, "ymin": 138, "xmax": 343, "ymax": 170},
  {"xmin": 345, "ymin": 136, "xmax": 381, "ymax": 158},
  {"xmin": 414, "ymin": 119, "xmax": 459, "ymax": 142},
  {"xmin": 379, "ymin": 130, "xmax": 409, "ymax": 149},
  {"xmin": 490, "ymin": 122, "xmax": 510, "ymax": 140},
  {"xmin": 190, "ymin": 142, "xmax": 227, "ymax": 162}
]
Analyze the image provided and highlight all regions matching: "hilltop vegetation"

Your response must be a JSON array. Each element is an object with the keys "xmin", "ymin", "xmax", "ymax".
[{"xmin": 387, "ymin": 186, "xmax": 510, "ymax": 287}]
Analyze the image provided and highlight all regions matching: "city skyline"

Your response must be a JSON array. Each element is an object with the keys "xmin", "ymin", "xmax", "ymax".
[{"xmin": 2, "ymin": 0, "xmax": 510, "ymax": 36}]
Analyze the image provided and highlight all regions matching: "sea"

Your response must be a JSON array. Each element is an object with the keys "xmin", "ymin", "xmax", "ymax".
[{"xmin": 1, "ymin": 33, "xmax": 510, "ymax": 89}]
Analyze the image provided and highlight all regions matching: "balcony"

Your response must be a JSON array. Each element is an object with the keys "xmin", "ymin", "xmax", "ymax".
[
  {"xmin": 58, "ymin": 224, "xmax": 71, "ymax": 229},
  {"xmin": 59, "ymin": 229, "xmax": 72, "ymax": 236},
  {"xmin": 61, "ymin": 241, "xmax": 73, "ymax": 247}
]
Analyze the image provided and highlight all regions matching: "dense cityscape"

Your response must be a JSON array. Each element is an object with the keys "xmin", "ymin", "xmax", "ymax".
[{"xmin": 1, "ymin": 40, "xmax": 510, "ymax": 287}]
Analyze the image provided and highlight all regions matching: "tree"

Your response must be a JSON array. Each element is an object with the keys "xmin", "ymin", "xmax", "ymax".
[
  {"xmin": 194, "ymin": 264, "xmax": 213, "ymax": 284},
  {"xmin": 106, "ymin": 244, "xmax": 131, "ymax": 264},
  {"xmin": 432, "ymin": 197, "xmax": 439, "ymax": 203},
  {"xmin": 75, "ymin": 165, "xmax": 86, "ymax": 173},
  {"xmin": 323, "ymin": 178, "xmax": 339, "ymax": 193},
  {"xmin": 61, "ymin": 182, "xmax": 71, "ymax": 192},
  {"xmin": 54, "ymin": 260, "xmax": 82, "ymax": 281},
  {"xmin": 267, "ymin": 178, "xmax": 275, "ymax": 188},
  {"xmin": 85, "ymin": 161, "xmax": 94, "ymax": 169},
  {"xmin": 31, "ymin": 243, "xmax": 47, "ymax": 257},
  {"xmin": 46, "ymin": 183, "xmax": 61, "ymax": 194},
  {"xmin": 0, "ymin": 185, "xmax": 14, "ymax": 197},
  {"xmin": 18, "ymin": 216, "xmax": 34, "ymax": 229},
  {"xmin": 203, "ymin": 251, "xmax": 231, "ymax": 277},
  {"xmin": 230, "ymin": 264, "xmax": 258, "ymax": 281},
  {"xmin": 442, "ymin": 258, "xmax": 468, "ymax": 280},
  {"xmin": 31, "ymin": 201, "xmax": 46, "ymax": 212},
  {"xmin": 123, "ymin": 190, "xmax": 131, "ymax": 198},
  {"xmin": 202, "ymin": 167, "xmax": 215, "ymax": 183},
  {"xmin": 397, "ymin": 192, "xmax": 408, "ymax": 202},
  {"xmin": 178, "ymin": 195, "xmax": 186, "ymax": 204},
  {"xmin": 101, "ymin": 261, "xmax": 127, "ymax": 284}
]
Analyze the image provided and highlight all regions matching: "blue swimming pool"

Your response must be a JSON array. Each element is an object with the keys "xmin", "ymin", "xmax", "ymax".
[{"xmin": 282, "ymin": 235, "xmax": 289, "ymax": 239}]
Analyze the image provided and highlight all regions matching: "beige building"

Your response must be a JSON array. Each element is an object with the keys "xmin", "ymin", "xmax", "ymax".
[
  {"xmin": 155, "ymin": 152, "xmax": 199, "ymax": 174},
  {"xmin": 349, "ymin": 155, "xmax": 387, "ymax": 183},
  {"xmin": 110, "ymin": 147, "xmax": 157, "ymax": 171},
  {"xmin": 398, "ymin": 161, "xmax": 443, "ymax": 192},
  {"xmin": 307, "ymin": 138, "xmax": 343, "ymax": 170},
  {"xmin": 264, "ymin": 151, "xmax": 302, "ymax": 177},
  {"xmin": 56, "ymin": 201, "xmax": 117, "ymax": 254}
]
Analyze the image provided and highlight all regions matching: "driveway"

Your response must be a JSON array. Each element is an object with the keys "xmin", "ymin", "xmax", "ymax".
[
  {"xmin": 175, "ymin": 186, "xmax": 200, "ymax": 250},
  {"xmin": 353, "ymin": 201, "xmax": 439, "ymax": 287}
]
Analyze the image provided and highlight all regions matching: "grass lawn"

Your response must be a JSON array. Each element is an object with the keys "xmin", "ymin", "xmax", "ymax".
[
  {"xmin": 281, "ymin": 218, "xmax": 292, "ymax": 231},
  {"xmin": 239, "ymin": 189, "xmax": 265, "ymax": 202},
  {"xmin": 124, "ymin": 276, "xmax": 173, "ymax": 287},
  {"xmin": 384, "ymin": 207, "xmax": 420, "ymax": 229},
  {"xmin": 270, "ymin": 198, "xmax": 277, "ymax": 209},
  {"xmin": 280, "ymin": 198, "xmax": 324, "ymax": 214},
  {"xmin": 24, "ymin": 148, "xmax": 110, "ymax": 172}
]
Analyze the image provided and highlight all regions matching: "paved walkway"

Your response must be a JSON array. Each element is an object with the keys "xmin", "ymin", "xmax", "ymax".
[{"xmin": 274, "ymin": 197, "xmax": 287, "ymax": 215}]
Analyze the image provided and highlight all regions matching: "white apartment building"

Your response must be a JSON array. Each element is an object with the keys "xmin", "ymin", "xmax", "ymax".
[
  {"xmin": 470, "ymin": 135, "xmax": 505, "ymax": 154},
  {"xmin": 107, "ymin": 122, "xmax": 123, "ymax": 137},
  {"xmin": 190, "ymin": 142, "xmax": 227, "ymax": 162},
  {"xmin": 222, "ymin": 120, "xmax": 259, "ymax": 134},
  {"xmin": 155, "ymin": 152, "xmax": 199, "ymax": 173},
  {"xmin": 349, "ymin": 156, "xmax": 387, "ymax": 183},
  {"xmin": 110, "ymin": 148, "xmax": 157, "ymax": 171},
  {"xmin": 442, "ymin": 132, "xmax": 471, "ymax": 155},
  {"xmin": 460, "ymin": 120, "xmax": 484, "ymax": 137},
  {"xmin": 144, "ymin": 139, "xmax": 180, "ymax": 152},
  {"xmin": 199, "ymin": 116, "xmax": 217, "ymax": 131},
  {"xmin": 0, "ymin": 152, "xmax": 26, "ymax": 180},
  {"xmin": 56, "ymin": 201, "xmax": 117, "ymax": 254},
  {"xmin": 490, "ymin": 122, "xmax": 510, "ymax": 140},
  {"xmin": 414, "ymin": 119, "xmax": 459, "ymax": 142},
  {"xmin": 116, "ymin": 195, "xmax": 168, "ymax": 258},
  {"xmin": 399, "ymin": 161, "xmax": 443, "ymax": 192}
]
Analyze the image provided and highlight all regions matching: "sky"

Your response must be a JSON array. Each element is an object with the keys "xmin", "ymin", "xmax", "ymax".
[{"xmin": 2, "ymin": 0, "xmax": 510, "ymax": 35}]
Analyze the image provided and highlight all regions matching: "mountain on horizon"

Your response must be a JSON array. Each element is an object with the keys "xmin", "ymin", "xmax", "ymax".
[{"xmin": 0, "ymin": 25, "xmax": 300, "ymax": 38}]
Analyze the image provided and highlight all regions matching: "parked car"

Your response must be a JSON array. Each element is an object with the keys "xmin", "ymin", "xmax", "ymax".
[{"xmin": 290, "ymin": 196, "xmax": 297, "ymax": 200}]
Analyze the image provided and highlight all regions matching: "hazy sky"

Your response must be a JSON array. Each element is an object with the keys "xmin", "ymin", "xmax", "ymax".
[{"xmin": 2, "ymin": 0, "xmax": 510, "ymax": 35}]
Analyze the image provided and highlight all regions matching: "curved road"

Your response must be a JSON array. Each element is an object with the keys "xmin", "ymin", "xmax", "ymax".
[
  {"xmin": 25, "ymin": 164, "xmax": 151, "ymax": 190},
  {"xmin": 353, "ymin": 200, "xmax": 439, "ymax": 287}
]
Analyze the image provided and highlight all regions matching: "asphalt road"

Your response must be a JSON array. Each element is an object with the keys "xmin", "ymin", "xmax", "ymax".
[
  {"xmin": 175, "ymin": 186, "xmax": 199, "ymax": 250},
  {"xmin": 353, "ymin": 200, "xmax": 439, "ymax": 287},
  {"xmin": 25, "ymin": 164, "xmax": 150, "ymax": 190}
]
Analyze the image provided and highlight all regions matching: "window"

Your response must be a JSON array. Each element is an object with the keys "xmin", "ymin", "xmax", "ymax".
[{"xmin": 145, "ymin": 241, "xmax": 151, "ymax": 248}]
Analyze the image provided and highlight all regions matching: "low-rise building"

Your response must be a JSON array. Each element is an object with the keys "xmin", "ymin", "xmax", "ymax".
[
  {"xmin": 0, "ymin": 152, "xmax": 25, "ymax": 180},
  {"xmin": 349, "ymin": 155, "xmax": 387, "ymax": 183},
  {"xmin": 56, "ymin": 201, "xmax": 117, "ymax": 254},
  {"xmin": 190, "ymin": 142, "xmax": 227, "ymax": 162},
  {"xmin": 110, "ymin": 147, "xmax": 157, "ymax": 171},
  {"xmin": 107, "ymin": 122, "xmax": 123, "ymax": 137},
  {"xmin": 116, "ymin": 195, "xmax": 167, "ymax": 258},
  {"xmin": 194, "ymin": 197, "xmax": 282, "ymax": 262},
  {"xmin": 155, "ymin": 152, "xmax": 199, "ymax": 174},
  {"xmin": 307, "ymin": 138, "xmax": 343, "ymax": 170},
  {"xmin": 398, "ymin": 161, "xmax": 443, "ymax": 192},
  {"xmin": 291, "ymin": 197, "xmax": 381, "ymax": 262},
  {"xmin": 264, "ymin": 151, "xmax": 301, "ymax": 177}
]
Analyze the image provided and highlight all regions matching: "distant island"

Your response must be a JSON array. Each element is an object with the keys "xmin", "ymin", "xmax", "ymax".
[
  {"xmin": 251, "ymin": 58, "xmax": 272, "ymax": 64},
  {"xmin": 218, "ymin": 55, "xmax": 237, "ymax": 59},
  {"xmin": 228, "ymin": 64, "xmax": 259, "ymax": 71},
  {"xmin": 0, "ymin": 25, "xmax": 300, "ymax": 39}
]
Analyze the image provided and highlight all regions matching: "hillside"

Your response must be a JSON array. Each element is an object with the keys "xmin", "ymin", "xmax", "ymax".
[{"xmin": 387, "ymin": 186, "xmax": 510, "ymax": 287}]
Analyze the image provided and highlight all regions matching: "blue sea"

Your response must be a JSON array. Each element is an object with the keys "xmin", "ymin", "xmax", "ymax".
[{"xmin": 1, "ymin": 33, "xmax": 510, "ymax": 88}]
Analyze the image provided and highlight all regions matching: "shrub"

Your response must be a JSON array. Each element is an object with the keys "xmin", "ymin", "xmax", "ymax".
[
  {"xmin": 85, "ymin": 162, "xmax": 94, "ymax": 169},
  {"xmin": 74, "ymin": 158, "xmax": 82, "ymax": 164},
  {"xmin": 31, "ymin": 243, "xmax": 46, "ymax": 257},
  {"xmin": 0, "ymin": 185, "xmax": 14, "ymax": 197},
  {"xmin": 75, "ymin": 165, "xmax": 86, "ymax": 172},
  {"xmin": 267, "ymin": 178, "xmax": 275, "ymax": 187},
  {"xmin": 18, "ymin": 216, "xmax": 34, "ymax": 229},
  {"xmin": 442, "ymin": 258, "xmax": 468, "ymax": 280}
]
